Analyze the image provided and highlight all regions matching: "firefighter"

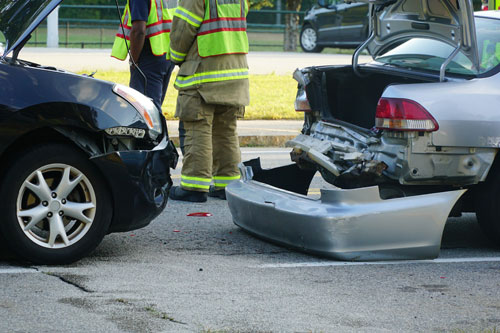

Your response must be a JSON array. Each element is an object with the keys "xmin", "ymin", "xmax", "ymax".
[
  {"xmin": 111, "ymin": 0, "xmax": 176, "ymax": 113},
  {"xmin": 168, "ymin": 0, "xmax": 250, "ymax": 202}
]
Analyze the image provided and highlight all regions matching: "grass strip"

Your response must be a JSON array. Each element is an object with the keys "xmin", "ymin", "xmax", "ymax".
[{"xmin": 88, "ymin": 71, "xmax": 302, "ymax": 120}]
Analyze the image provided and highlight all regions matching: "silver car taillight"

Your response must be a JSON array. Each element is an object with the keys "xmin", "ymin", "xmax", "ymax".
[{"xmin": 375, "ymin": 97, "xmax": 439, "ymax": 132}]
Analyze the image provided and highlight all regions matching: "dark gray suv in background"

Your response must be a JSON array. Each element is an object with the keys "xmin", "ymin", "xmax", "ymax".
[{"xmin": 300, "ymin": 0, "xmax": 369, "ymax": 52}]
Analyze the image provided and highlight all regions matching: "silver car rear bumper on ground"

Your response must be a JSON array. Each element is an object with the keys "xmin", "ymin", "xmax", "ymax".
[{"xmin": 226, "ymin": 163, "xmax": 466, "ymax": 261}]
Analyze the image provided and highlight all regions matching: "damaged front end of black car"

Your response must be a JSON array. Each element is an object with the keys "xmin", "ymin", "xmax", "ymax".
[{"xmin": 0, "ymin": 0, "xmax": 178, "ymax": 264}]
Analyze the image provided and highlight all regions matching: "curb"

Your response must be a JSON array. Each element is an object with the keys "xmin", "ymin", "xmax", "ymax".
[{"xmin": 169, "ymin": 135, "xmax": 296, "ymax": 148}]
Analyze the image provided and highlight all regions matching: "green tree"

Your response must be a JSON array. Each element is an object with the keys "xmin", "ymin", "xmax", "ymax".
[{"xmin": 250, "ymin": 0, "xmax": 303, "ymax": 52}]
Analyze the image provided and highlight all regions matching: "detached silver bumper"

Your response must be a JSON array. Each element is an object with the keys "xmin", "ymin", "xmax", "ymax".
[{"xmin": 226, "ymin": 163, "xmax": 466, "ymax": 261}]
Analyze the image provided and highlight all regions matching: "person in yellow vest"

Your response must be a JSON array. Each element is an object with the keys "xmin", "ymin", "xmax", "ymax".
[
  {"xmin": 168, "ymin": 0, "xmax": 250, "ymax": 202},
  {"xmin": 111, "ymin": 0, "xmax": 176, "ymax": 112}
]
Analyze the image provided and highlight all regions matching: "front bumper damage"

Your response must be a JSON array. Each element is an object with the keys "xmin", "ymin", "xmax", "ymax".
[
  {"xmin": 226, "ymin": 160, "xmax": 466, "ymax": 261},
  {"xmin": 92, "ymin": 137, "xmax": 178, "ymax": 232}
]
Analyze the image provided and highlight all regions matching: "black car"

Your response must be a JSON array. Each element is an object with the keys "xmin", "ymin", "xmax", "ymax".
[
  {"xmin": 0, "ymin": 0, "xmax": 178, "ymax": 264},
  {"xmin": 300, "ymin": 0, "xmax": 369, "ymax": 53}
]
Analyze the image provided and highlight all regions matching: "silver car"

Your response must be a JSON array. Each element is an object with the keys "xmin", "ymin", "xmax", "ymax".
[{"xmin": 227, "ymin": 1, "xmax": 500, "ymax": 260}]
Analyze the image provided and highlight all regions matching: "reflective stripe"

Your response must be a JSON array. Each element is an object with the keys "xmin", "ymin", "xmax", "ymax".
[
  {"xmin": 170, "ymin": 48, "xmax": 186, "ymax": 62},
  {"xmin": 115, "ymin": 6, "xmax": 130, "ymax": 38},
  {"xmin": 198, "ymin": 18, "xmax": 246, "ymax": 35},
  {"xmin": 181, "ymin": 175, "xmax": 211, "ymax": 184},
  {"xmin": 155, "ymin": 0, "xmax": 162, "ymax": 21},
  {"xmin": 112, "ymin": 0, "xmax": 174, "ymax": 60},
  {"xmin": 213, "ymin": 175, "xmax": 241, "ymax": 180},
  {"xmin": 242, "ymin": 0, "xmax": 246, "ymax": 17},
  {"xmin": 146, "ymin": 20, "xmax": 172, "ymax": 37},
  {"xmin": 181, "ymin": 181, "xmax": 210, "ymax": 189},
  {"xmin": 181, "ymin": 175, "xmax": 211, "ymax": 189},
  {"xmin": 117, "ymin": 21, "xmax": 171, "ymax": 39},
  {"xmin": 164, "ymin": 0, "xmax": 178, "ymax": 9},
  {"xmin": 213, "ymin": 175, "xmax": 240, "ymax": 188},
  {"xmin": 116, "ymin": 25, "xmax": 131, "ymax": 40},
  {"xmin": 175, "ymin": 68, "xmax": 248, "ymax": 88},
  {"xmin": 175, "ymin": 7, "xmax": 202, "ymax": 27},
  {"xmin": 218, "ymin": 0, "xmax": 240, "ymax": 4},
  {"xmin": 123, "ymin": 8, "xmax": 130, "ymax": 28},
  {"xmin": 196, "ymin": 0, "xmax": 248, "ymax": 57},
  {"xmin": 209, "ymin": 0, "xmax": 217, "ymax": 20}
]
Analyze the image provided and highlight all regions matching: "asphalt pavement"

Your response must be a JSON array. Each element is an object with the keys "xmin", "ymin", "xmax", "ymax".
[{"xmin": 2, "ymin": 149, "xmax": 500, "ymax": 332}]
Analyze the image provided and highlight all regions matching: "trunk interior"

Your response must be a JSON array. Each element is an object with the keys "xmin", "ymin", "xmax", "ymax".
[{"xmin": 305, "ymin": 65, "xmax": 438, "ymax": 129}]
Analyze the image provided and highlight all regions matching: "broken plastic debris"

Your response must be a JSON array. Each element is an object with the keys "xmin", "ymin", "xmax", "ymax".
[{"xmin": 187, "ymin": 212, "xmax": 213, "ymax": 217}]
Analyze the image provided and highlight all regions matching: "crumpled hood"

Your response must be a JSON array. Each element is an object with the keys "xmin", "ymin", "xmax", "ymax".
[
  {"xmin": 0, "ymin": 0, "xmax": 62, "ymax": 59},
  {"xmin": 351, "ymin": 0, "xmax": 479, "ymax": 70}
]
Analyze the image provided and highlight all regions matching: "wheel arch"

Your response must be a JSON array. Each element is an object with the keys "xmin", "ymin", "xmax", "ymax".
[
  {"xmin": 301, "ymin": 21, "xmax": 314, "ymax": 31},
  {"xmin": 0, "ymin": 126, "xmax": 106, "ymax": 173},
  {"xmin": 0, "ymin": 127, "xmax": 117, "ymax": 232}
]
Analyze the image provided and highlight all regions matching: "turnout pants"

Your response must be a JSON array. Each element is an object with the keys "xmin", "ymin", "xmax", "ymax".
[{"xmin": 177, "ymin": 90, "xmax": 241, "ymax": 192}]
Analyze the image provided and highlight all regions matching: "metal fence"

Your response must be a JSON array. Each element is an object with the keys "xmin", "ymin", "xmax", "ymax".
[{"xmin": 28, "ymin": 4, "xmax": 305, "ymax": 49}]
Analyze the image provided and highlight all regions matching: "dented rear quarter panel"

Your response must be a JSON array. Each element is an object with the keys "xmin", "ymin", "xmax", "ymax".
[{"xmin": 382, "ymin": 73, "xmax": 500, "ymax": 148}]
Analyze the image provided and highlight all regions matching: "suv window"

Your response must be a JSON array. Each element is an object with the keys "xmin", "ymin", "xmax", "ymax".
[{"xmin": 375, "ymin": 17, "xmax": 500, "ymax": 76}]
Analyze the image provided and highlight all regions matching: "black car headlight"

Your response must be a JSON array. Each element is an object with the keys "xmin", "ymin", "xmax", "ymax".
[{"xmin": 112, "ymin": 84, "xmax": 162, "ymax": 140}]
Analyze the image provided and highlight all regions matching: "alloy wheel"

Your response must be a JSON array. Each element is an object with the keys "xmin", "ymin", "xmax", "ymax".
[{"xmin": 16, "ymin": 163, "xmax": 96, "ymax": 249}]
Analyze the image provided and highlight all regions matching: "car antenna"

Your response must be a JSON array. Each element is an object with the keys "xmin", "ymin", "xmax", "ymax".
[{"xmin": 114, "ymin": 0, "xmax": 147, "ymax": 95}]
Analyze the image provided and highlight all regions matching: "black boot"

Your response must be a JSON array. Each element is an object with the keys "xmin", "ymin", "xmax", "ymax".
[
  {"xmin": 208, "ymin": 186, "xmax": 226, "ymax": 200},
  {"xmin": 169, "ymin": 186, "xmax": 207, "ymax": 202}
]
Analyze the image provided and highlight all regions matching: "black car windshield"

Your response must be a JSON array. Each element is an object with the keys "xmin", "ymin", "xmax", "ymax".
[{"xmin": 375, "ymin": 17, "xmax": 500, "ymax": 76}]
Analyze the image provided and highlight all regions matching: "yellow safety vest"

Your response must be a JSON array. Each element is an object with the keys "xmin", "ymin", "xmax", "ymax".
[
  {"xmin": 170, "ymin": 0, "xmax": 249, "ymax": 89},
  {"xmin": 111, "ymin": 0, "xmax": 176, "ymax": 60},
  {"xmin": 197, "ymin": 0, "xmax": 249, "ymax": 57}
]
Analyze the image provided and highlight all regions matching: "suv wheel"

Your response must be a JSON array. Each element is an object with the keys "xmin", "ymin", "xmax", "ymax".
[
  {"xmin": 300, "ymin": 25, "xmax": 323, "ymax": 53},
  {"xmin": 0, "ymin": 143, "xmax": 112, "ymax": 264}
]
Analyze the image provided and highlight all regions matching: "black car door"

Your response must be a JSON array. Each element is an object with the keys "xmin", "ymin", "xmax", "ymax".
[
  {"xmin": 315, "ymin": 0, "xmax": 343, "ymax": 44},
  {"xmin": 335, "ymin": 2, "xmax": 368, "ymax": 44}
]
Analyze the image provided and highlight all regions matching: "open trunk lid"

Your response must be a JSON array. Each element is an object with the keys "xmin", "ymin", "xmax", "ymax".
[{"xmin": 352, "ymin": 0, "xmax": 479, "ymax": 73}]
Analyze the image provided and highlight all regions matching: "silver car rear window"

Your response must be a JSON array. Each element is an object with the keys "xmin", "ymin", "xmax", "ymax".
[{"xmin": 375, "ymin": 17, "xmax": 500, "ymax": 76}]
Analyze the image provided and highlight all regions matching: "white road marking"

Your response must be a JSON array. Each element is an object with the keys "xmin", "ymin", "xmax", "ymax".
[
  {"xmin": 257, "ymin": 257, "xmax": 500, "ymax": 268},
  {"xmin": 0, "ymin": 267, "xmax": 38, "ymax": 274}
]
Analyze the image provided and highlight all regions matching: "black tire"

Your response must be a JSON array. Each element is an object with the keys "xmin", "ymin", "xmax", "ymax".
[
  {"xmin": 300, "ymin": 25, "xmax": 324, "ymax": 53},
  {"xmin": 0, "ymin": 143, "xmax": 112, "ymax": 264},
  {"xmin": 475, "ymin": 172, "xmax": 500, "ymax": 246}
]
